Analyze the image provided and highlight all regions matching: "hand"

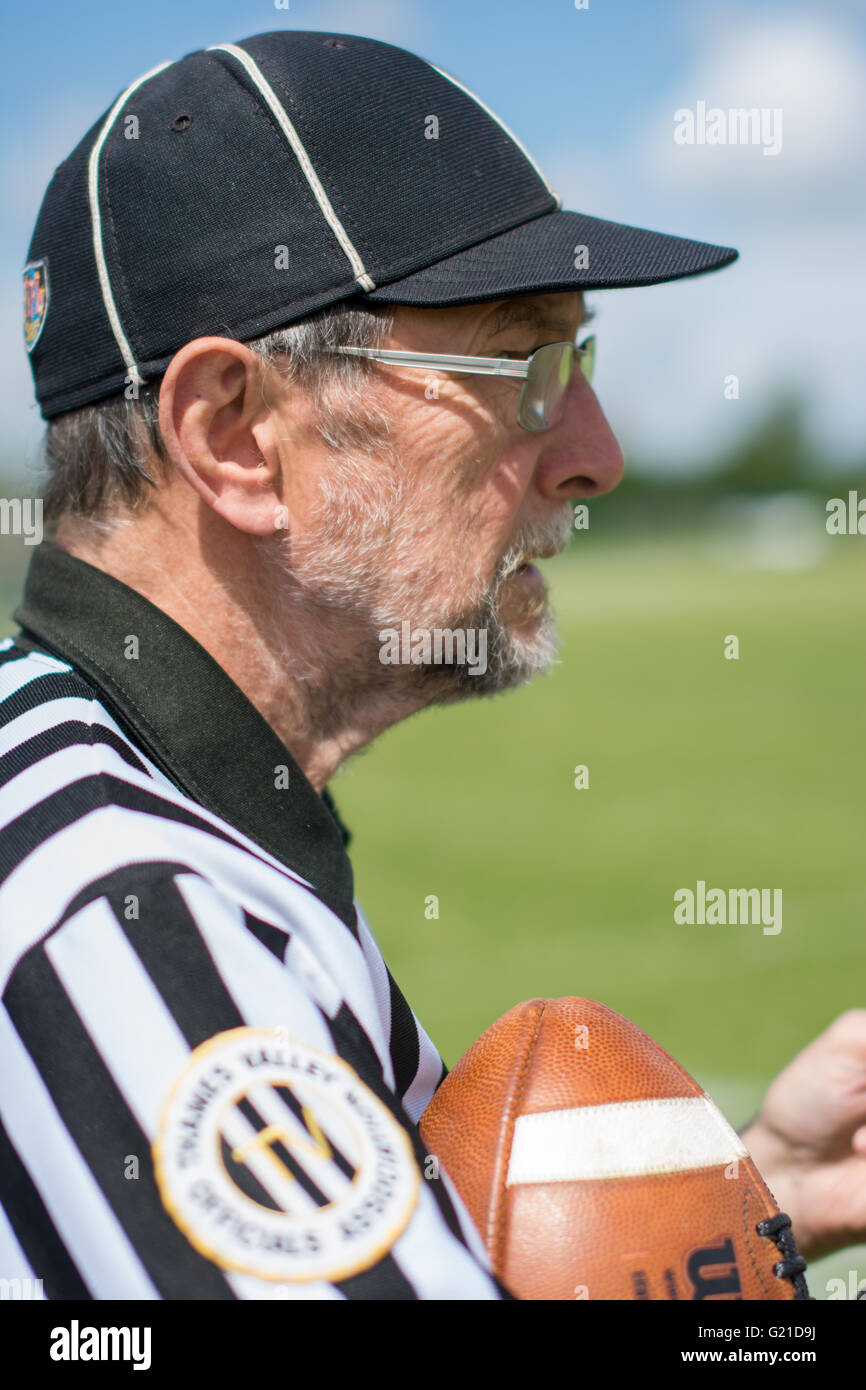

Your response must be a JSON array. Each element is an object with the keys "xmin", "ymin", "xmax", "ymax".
[{"xmin": 740, "ymin": 1009, "xmax": 866, "ymax": 1262}]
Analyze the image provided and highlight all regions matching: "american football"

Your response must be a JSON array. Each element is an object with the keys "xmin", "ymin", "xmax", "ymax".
[{"xmin": 420, "ymin": 998, "xmax": 810, "ymax": 1300}]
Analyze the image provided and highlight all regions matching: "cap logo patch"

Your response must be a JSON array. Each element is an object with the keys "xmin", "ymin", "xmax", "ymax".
[
  {"xmin": 153, "ymin": 1027, "xmax": 420, "ymax": 1283},
  {"xmin": 23, "ymin": 260, "xmax": 49, "ymax": 352}
]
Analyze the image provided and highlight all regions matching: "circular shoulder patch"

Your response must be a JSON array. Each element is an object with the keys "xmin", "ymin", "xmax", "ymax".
[{"xmin": 153, "ymin": 1028, "xmax": 420, "ymax": 1283}]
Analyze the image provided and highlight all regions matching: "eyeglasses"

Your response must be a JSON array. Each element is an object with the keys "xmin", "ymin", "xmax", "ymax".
[{"xmin": 325, "ymin": 335, "xmax": 596, "ymax": 433}]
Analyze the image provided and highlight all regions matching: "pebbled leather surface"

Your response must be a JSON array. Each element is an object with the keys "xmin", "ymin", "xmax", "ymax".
[
  {"xmin": 420, "ymin": 998, "xmax": 801, "ymax": 1300},
  {"xmin": 421, "ymin": 998, "xmax": 546, "ymax": 1261}
]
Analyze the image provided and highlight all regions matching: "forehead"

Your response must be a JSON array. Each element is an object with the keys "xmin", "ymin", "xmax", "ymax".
[
  {"xmin": 481, "ymin": 292, "xmax": 584, "ymax": 333},
  {"xmin": 386, "ymin": 291, "xmax": 584, "ymax": 348}
]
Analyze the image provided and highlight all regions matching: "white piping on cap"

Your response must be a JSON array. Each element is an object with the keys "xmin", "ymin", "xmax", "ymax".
[
  {"xmin": 208, "ymin": 43, "xmax": 376, "ymax": 292},
  {"xmin": 88, "ymin": 61, "xmax": 174, "ymax": 388},
  {"xmin": 428, "ymin": 62, "xmax": 562, "ymax": 210}
]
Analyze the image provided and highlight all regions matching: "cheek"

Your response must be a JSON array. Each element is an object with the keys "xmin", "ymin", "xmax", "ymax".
[
  {"xmin": 483, "ymin": 451, "xmax": 536, "ymax": 513},
  {"xmin": 358, "ymin": 380, "xmax": 535, "ymax": 577},
  {"xmin": 412, "ymin": 458, "xmax": 535, "ymax": 611},
  {"xmin": 395, "ymin": 380, "xmax": 527, "ymax": 500},
  {"xmin": 455, "ymin": 451, "xmax": 538, "ymax": 563},
  {"xmin": 386, "ymin": 397, "xmax": 477, "ymax": 521}
]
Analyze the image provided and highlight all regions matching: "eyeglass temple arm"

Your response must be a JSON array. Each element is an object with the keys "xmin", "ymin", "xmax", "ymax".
[{"xmin": 326, "ymin": 345, "xmax": 530, "ymax": 380}]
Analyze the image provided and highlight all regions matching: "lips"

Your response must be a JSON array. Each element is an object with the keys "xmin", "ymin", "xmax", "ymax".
[
  {"xmin": 513, "ymin": 561, "xmax": 541, "ymax": 581},
  {"xmin": 499, "ymin": 564, "xmax": 548, "ymax": 626},
  {"xmin": 513, "ymin": 541, "xmax": 567, "ymax": 572}
]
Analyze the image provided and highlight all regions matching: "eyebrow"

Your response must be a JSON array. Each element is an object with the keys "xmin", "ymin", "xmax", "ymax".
[{"xmin": 485, "ymin": 299, "xmax": 594, "ymax": 340}]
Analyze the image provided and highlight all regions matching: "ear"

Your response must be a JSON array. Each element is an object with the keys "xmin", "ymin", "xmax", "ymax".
[{"xmin": 158, "ymin": 337, "xmax": 285, "ymax": 536}]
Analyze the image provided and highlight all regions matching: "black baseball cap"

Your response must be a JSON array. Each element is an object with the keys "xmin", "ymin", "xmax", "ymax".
[{"xmin": 23, "ymin": 29, "xmax": 738, "ymax": 420}]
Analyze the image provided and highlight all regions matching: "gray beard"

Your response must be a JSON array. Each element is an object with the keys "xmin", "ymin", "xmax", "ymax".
[
  {"xmin": 394, "ymin": 544, "xmax": 563, "ymax": 701},
  {"xmin": 251, "ymin": 467, "xmax": 573, "ymax": 738}
]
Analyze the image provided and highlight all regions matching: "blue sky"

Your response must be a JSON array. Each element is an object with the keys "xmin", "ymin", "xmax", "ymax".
[{"xmin": 2, "ymin": 0, "xmax": 865, "ymax": 475}]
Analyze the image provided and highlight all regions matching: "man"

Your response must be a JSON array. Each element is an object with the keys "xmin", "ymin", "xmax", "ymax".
[{"xmin": 3, "ymin": 30, "xmax": 865, "ymax": 1300}]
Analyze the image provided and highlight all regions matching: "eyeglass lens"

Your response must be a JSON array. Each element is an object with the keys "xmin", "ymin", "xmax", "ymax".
[{"xmin": 518, "ymin": 337, "xmax": 595, "ymax": 432}]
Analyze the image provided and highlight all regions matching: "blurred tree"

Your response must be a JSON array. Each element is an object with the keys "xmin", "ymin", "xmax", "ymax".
[{"xmin": 711, "ymin": 394, "xmax": 816, "ymax": 494}]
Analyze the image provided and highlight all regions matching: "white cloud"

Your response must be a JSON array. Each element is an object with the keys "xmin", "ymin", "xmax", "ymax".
[
  {"xmin": 544, "ymin": 8, "xmax": 866, "ymax": 466},
  {"xmin": 588, "ymin": 220, "xmax": 866, "ymax": 470},
  {"xmin": 642, "ymin": 12, "xmax": 866, "ymax": 216}
]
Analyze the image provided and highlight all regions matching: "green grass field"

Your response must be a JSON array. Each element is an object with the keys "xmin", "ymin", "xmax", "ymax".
[
  {"xmin": 3, "ymin": 527, "xmax": 864, "ymax": 1296},
  {"xmin": 331, "ymin": 529, "xmax": 866, "ymax": 1297}
]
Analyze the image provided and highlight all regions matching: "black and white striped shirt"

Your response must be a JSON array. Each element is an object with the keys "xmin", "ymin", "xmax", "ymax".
[{"xmin": 0, "ymin": 541, "xmax": 506, "ymax": 1300}]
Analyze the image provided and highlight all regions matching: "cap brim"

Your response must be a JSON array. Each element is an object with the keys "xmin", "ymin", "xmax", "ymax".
[{"xmin": 362, "ymin": 208, "xmax": 737, "ymax": 306}]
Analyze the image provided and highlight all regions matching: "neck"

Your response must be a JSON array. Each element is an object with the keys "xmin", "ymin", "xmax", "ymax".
[{"xmin": 54, "ymin": 506, "xmax": 425, "ymax": 792}]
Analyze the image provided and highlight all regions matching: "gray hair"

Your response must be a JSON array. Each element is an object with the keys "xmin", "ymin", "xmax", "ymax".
[{"xmin": 39, "ymin": 301, "xmax": 395, "ymax": 527}]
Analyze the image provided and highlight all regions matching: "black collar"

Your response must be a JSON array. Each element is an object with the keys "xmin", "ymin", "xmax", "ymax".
[{"xmin": 13, "ymin": 542, "xmax": 354, "ymax": 905}]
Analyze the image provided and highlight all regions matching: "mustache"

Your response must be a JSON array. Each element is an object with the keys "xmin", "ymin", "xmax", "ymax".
[{"xmin": 494, "ymin": 506, "xmax": 575, "ymax": 585}]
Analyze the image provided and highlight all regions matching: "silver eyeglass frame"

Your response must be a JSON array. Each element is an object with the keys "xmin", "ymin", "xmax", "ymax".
[{"xmin": 325, "ymin": 336, "xmax": 596, "ymax": 432}]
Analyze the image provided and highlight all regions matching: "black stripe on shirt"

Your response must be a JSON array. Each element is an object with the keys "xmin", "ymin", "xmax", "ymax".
[
  {"xmin": 0, "ymin": 670, "xmax": 92, "ymax": 730},
  {"xmin": 115, "ymin": 871, "xmax": 422, "ymax": 1301},
  {"xmin": 216, "ymin": 1133, "xmax": 282, "ymax": 1212},
  {"xmin": 242, "ymin": 909, "xmax": 289, "ymax": 963},
  {"xmin": 0, "ymin": 773, "xmax": 304, "ymax": 895},
  {"xmin": 0, "ymin": 720, "xmax": 152, "ymax": 790},
  {"xmin": 102, "ymin": 862, "xmax": 247, "ymax": 1051},
  {"xmin": 0, "ymin": 661, "xmax": 360, "ymax": 936},
  {"xmin": 56, "ymin": 868, "xmax": 293, "ymax": 998},
  {"xmin": 0, "ymin": 643, "xmax": 35, "ymax": 669},
  {"xmin": 232, "ymin": 1096, "xmax": 333, "ymax": 1206},
  {"xmin": 326, "ymin": 1002, "xmax": 469, "ymax": 1253},
  {"xmin": 237, "ymin": 1085, "xmax": 357, "ymax": 1184},
  {"xmin": 0, "ymin": 1112, "xmax": 92, "ymax": 1300},
  {"xmin": 3, "ymin": 946, "xmax": 237, "ymax": 1301},
  {"xmin": 337, "ymin": 1259, "xmax": 418, "ymax": 1300},
  {"xmin": 18, "ymin": 867, "xmax": 407, "ymax": 1299},
  {"xmin": 108, "ymin": 873, "xmax": 420, "ymax": 1300},
  {"xmin": 387, "ymin": 967, "xmax": 421, "ymax": 1101},
  {"xmin": 0, "ymin": 763, "xmax": 356, "ymax": 941},
  {"xmin": 53, "ymin": 861, "xmax": 192, "ymax": 936}
]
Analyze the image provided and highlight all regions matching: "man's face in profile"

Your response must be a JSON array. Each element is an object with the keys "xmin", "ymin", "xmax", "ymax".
[{"xmin": 260, "ymin": 290, "xmax": 624, "ymax": 700}]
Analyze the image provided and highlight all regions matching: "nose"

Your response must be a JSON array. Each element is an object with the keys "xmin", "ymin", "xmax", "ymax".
[{"xmin": 533, "ymin": 371, "xmax": 624, "ymax": 503}]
